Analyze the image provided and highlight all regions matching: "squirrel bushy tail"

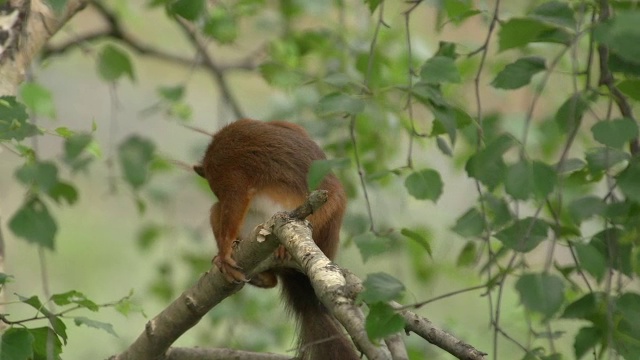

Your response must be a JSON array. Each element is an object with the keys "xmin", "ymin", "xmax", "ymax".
[{"xmin": 280, "ymin": 270, "xmax": 360, "ymax": 360}]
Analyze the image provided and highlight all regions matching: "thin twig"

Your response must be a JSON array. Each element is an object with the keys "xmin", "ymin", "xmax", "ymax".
[
  {"xmin": 174, "ymin": 17, "xmax": 244, "ymax": 120},
  {"xmin": 396, "ymin": 283, "xmax": 490, "ymax": 310},
  {"xmin": 470, "ymin": 2, "xmax": 501, "ymax": 359},
  {"xmin": 596, "ymin": 0, "xmax": 638, "ymax": 155},
  {"xmin": 402, "ymin": 0, "xmax": 425, "ymax": 169},
  {"xmin": 349, "ymin": 0, "xmax": 387, "ymax": 233}
]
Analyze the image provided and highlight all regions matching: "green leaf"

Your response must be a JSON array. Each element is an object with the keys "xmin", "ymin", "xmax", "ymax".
[
  {"xmin": 63, "ymin": 133, "xmax": 94, "ymax": 171},
  {"xmin": 608, "ymin": 51, "xmax": 640, "ymax": 76},
  {"xmin": 568, "ymin": 196, "xmax": 606, "ymax": 223},
  {"xmin": 561, "ymin": 293, "xmax": 602, "ymax": 320},
  {"xmin": 591, "ymin": 118, "xmax": 639, "ymax": 149},
  {"xmin": 400, "ymin": 228, "xmax": 432, "ymax": 257},
  {"xmin": 97, "ymin": 45, "xmax": 135, "ymax": 82},
  {"xmin": 574, "ymin": 327, "xmax": 601, "ymax": 359},
  {"xmin": 491, "ymin": 57, "xmax": 546, "ymax": 90},
  {"xmin": 259, "ymin": 62, "xmax": 304, "ymax": 88},
  {"xmin": 170, "ymin": 0, "xmax": 204, "ymax": 20},
  {"xmin": 498, "ymin": 18, "xmax": 554, "ymax": 51},
  {"xmin": 585, "ymin": 146, "xmax": 629, "ymax": 174},
  {"xmin": 47, "ymin": 0, "xmax": 68, "ymax": 12},
  {"xmin": 157, "ymin": 85, "xmax": 184, "ymax": 102},
  {"xmin": 529, "ymin": 1, "xmax": 577, "ymax": 29},
  {"xmin": 18, "ymin": 296, "xmax": 67, "ymax": 343},
  {"xmin": 354, "ymin": 232, "xmax": 393, "ymax": 263},
  {"xmin": 322, "ymin": 72, "xmax": 354, "ymax": 88},
  {"xmin": 465, "ymin": 134, "xmax": 515, "ymax": 190},
  {"xmin": 365, "ymin": 303, "xmax": 405, "ymax": 341},
  {"xmin": 73, "ymin": 316, "xmax": 118, "ymax": 337},
  {"xmin": 594, "ymin": 12, "xmax": 640, "ymax": 65},
  {"xmin": 557, "ymin": 158, "xmax": 586, "ymax": 174},
  {"xmin": 55, "ymin": 126, "xmax": 75, "ymax": 138},
  {"xmin": 515, "ymin": 272, "xmax": 565, "ymax": 319},
  {"xmin": 51, "ymin": 290, "xmax": 99, "ymax": 311},
  {"xmin": 307, "ymin": 158, "xmax": 349, "ymax": 191},
  {"xmin": 203, "ymin": 8, "xmax": 237, "ymax": 43},
  {"xmin": 15, "ymin": 161, "xmax": 59, "ymax": 193},
  {"xmin": 315, "ymin": 92, "xmax": 365, "ymax": 117},
  {"xmin": 19, "ymin": 294, "xmax": 47, "ymax": 312},
  {"xmin": 48, "ymin": 181, "xmax": 79, "ymax": 205},
  {"xmin": 452, "ymin": 207, "xmax": 484, "ymax": 237},
  {"xmin": 484, "ymin": 193, "xmax": 513, "ymax": 227},
  {"xmin": 9, "ymin": 197, "xmax": 57, "ymax": 249},
  {"xmin": 430, "ymin": 105, "xmax": 471, "ymax": 145},
  {"xmin": 360, "ymin": 272, "xmax": 405, "ymax": 303},
  {"xmin": 433, "ymin": 105, "xmax": 469, "ymax": 133},
  {"xmin": 554, "ymin": 92, "xmax": 592, "ymax": 133},
  {"xmin": 364, "ymin": 0, "xmax": 382, "ymax": 13},
  {"xmin": 574, "ymin": 243, "xmax": 607, "ymax": 282},
  {"xmin": 618, "ymin": 292, "xmax": 640, "ymax": 319},
  {"xmin": 412, "ymin": 82, "xmax": 447, "ymax": 107},
  {"xmin": 404, "ymin": 168, "xmax": 443, "ymax": 202},
  {"xmin": 443, "ymin": 0, "xmax": 477, "ymax": 22},
  {"xmin": 117, "ymin": 135, "xmax": 156, "ymax": 190},
  {"xmin": 30, "ymin": 327, "xmax": 63, "ymax": 359},
  {"xmin": 616, "ymin": 292, "xmax": 640, "ymax": 337},
  {"xmin": 618, "ymin": 159, "xmax": 640, "ymax": 203},
  {"xmin": 64, "ymin": 133, "xmax": 92, "ymax": 160},
  {"xmin": 504, "ymin": 160, "xmax": 557, "ymax": 200},
  {"xmin": 591, "ymin": 228, "xmax": 633, "ymax": 276},
  {"xmin": 618, "ymin": 79, "xmax": 640, "ymax": 101},
  {"xmin": 0, "ymin": 273, "xmax": 12, "ymax": 285},
  {"xmin": 495, "ymin": 217, "xmax": 548, "ymax": 253},
  {"xmin": 0, "ymin": 328, "xmax": 34, "ymax": 360},
  {"xmin": 531, "ymin": 161, "xmax": 557, "ymax": 198},
  {"xmin": 420, "ymin": 56, "xmax": 461, "ymax": 84},
  {"xmin": 456, "ymin": 241, "xmax": 477, "ymax": 267},
  {"xmin": 137, "ymin": 223, "xmax": 163, "ymax": 250},
  {"xmin": 0, "ymin": 96, "xmax": 38, "ymax": 140},
  {"xmin": 436, "ymin": 136, "xmax": 452, "ymax": 156},
  {"xmin": 20, "ymin": 82, "xmax": 56, "ymax": 118},
  {"xmin": 113, "ymin": 291, "xmax": 143, "ymax": 317}
]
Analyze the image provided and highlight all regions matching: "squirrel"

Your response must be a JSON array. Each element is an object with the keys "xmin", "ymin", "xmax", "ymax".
[{"xmin": 193, "ymin": 118, "xmax": 359, "ymax": 360}]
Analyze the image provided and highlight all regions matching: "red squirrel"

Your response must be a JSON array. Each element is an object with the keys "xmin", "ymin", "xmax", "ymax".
[{"xmin": 194, "ymin": 119, "xmax": 359, "ymax": 360}]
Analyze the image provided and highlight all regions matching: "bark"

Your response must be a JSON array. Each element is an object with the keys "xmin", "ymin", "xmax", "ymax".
[{"xmin": 0, "ymin": 0, "xmax": 88, "ymax": 96}]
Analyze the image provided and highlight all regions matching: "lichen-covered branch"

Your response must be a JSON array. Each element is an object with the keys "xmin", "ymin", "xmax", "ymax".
[
  {"xmin": 0, "ymin": 0, "xmax": 88, "ymax": 96},
  {"xmin": 392, "ymin": 301, "xmax": 487, "ymax": 360}
]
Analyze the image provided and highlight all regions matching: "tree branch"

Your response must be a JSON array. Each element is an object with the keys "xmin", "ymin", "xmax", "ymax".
[
  {"xmin": 41, "ymin": 2, "xmax": 261, "ymax": 73},
  {"xmin": 111, "ymin": 189, "xmax": 485, "ymax": 359},
  {"xmin": 174, "ymin": 17, "xmax": 245, "ymax": 119},
  {"xmin": 111, "ymin": 191, "xmax": 345, "ymax": 360},
  {"xmin": 392, "ymin": 301, "xmax": 487, "ymax": 360},
  {"xmin": 0, "ymin": 0, "xmax": 89, "ymax": 96},
  {"xmin": 164, "ymin": 347, "xmax": 290, "ymax": 360},
  {"xmin": 273, "ymin": 205, "xmax": 389, "ymax": 360}
]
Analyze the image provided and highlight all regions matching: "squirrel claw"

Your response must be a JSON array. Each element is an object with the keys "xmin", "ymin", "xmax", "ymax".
[
  {"xmin": 274, "ymin": 245, "xmax": 290, "ymax": 261},
  {"xmin": 214, "ymin": 254, "xmax": 248, "ymax": 283}
]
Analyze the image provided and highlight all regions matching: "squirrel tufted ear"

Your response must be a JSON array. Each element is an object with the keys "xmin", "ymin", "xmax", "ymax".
[{"xmin": 193, "ymin": 164, "xmax": 205, "ymax": 178}]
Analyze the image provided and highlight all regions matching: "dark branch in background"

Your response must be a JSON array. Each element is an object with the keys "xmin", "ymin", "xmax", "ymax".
[
  {"xmin": 596, "ymin": 0, "xmax": 638, "ymax": 155},
  {"xmin": 469, "ymin": 1, "xmax": 501, "ymax": 359},
  {"xmin": 165, "ymin": 347, "xmax": 290, "ymax": 360},
  {"xmin": 348, "ymin": 1, "xmax": 386, "ymax": 234},
  {"xmin": 174, "ymin": 17, "xmax": 245, "ymax": 119},
  {"xmin": 393, "ymin": 302, "xmax": 487, "ymax": 360},
  {"xmin": 42, "ymin": 2, "xmax": 260, "ymax": 120}
]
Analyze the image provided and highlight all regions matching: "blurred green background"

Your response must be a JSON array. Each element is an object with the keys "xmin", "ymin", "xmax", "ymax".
[{"xmin": 0, "ymin": 1, "xmax": 592, "ymax": 359}]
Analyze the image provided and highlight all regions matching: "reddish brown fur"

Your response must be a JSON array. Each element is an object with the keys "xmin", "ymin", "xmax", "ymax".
[{"xmin": 197, "ymin": 119, "xmax": 358, "ymax": 360}]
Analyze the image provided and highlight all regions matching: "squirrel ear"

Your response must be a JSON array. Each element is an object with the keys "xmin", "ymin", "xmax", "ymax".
[{"xmin": 193, "ymin": 164, "xmax": 205, "ymax": 178}]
